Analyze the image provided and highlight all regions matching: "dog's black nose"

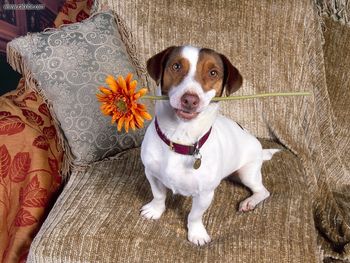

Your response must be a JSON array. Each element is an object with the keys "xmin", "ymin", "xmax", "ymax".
[{"xmin": 181, "ymin": 93, "xmax": 200, "ymax": 111}]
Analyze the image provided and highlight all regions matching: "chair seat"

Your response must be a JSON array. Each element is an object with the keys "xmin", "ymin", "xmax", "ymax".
[{"xmin": 28, "ymin": 141, "xmax": 319, "ymax": 263}]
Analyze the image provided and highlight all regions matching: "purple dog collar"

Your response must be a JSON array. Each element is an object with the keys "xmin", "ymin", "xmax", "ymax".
[{"xmin": 154, "ymin": 117, "xmax": 212, "ymax": 156}]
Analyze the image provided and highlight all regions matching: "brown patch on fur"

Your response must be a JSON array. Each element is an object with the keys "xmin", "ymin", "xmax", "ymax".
[
  {"xmin": 195, "ymin": 49, "xmax": 225, "ymax": 96},
  {"xmin": 146, "ymin": 46, "xmax": 177, "ymax": 86},
  {"xmin": 219, "ymin": 54, "xmax": 243, "ymax": 95},
  {"xmin": 161, "ymin": 48, "xmax": 190, "ymax": 95}
]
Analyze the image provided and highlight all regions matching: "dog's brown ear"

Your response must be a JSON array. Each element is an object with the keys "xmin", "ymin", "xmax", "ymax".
[
  {"xmin": 147, "ymin": 46, "xmax": 177, "ymax": 85},
  {"xmin": 220, "ymin": 54, "xmax": 243, "ymax": 96}
]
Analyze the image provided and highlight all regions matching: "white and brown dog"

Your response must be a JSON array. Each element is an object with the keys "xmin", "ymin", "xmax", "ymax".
[{"xmin": 140, "ymin": 46, "xmax": 278, "ymax": 246}]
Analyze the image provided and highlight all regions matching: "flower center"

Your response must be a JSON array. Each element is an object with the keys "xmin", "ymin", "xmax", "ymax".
[{"xmin": 115, "ymin": 98, "xmax": 128, "ymax": 113}]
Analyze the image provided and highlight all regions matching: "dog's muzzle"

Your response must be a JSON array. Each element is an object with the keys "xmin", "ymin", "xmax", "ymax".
[{"xmin": 175, "ymin": 93, "xmax": 200, "ymax": 120}]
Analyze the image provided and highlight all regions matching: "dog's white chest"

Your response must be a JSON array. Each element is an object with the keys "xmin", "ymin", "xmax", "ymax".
[
  {"xmin": 158, "ymin": 154, "xmax": 217, "ymax": 196},
  {"xmin": 141, "ymin": 116, "xmax": 250, "ymax": 196}
]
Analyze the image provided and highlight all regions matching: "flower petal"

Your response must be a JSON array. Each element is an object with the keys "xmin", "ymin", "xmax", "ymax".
[
  {"xmin": 130, "ymin": 118, "xmax": 136, "ymax": 130},
  {"xmin": 136, "ymin": 104, "xmax": 146, "ymax": 111},
  {"xmin": 99, "ymin": 87, "xmax": 112, "ymax": 95},
  {"xmin": 111, "ymin": 113, "xmax": 119, "ymax": 124},
  {"xmin": 106, "ymin": 75, "xmax": 118, "ymax": 92},
  {"xmin": 129, "ymin": 80, "xmax": 137, "ymax": 94},
  {"xmin": 135, "ymin": 118, "xmax": 144, "ymax": 128},
  {"xmin": 117, "ymin": 116, "xmax": 125, "ymax": 131},
  {"xmin": 96, "ymin": 93, "xmax": 108, "ymax": 102},
  {"xmin": 134, "ymin": 114, "xmax": 145, "ymax": 126},
  {"xmin": 140, "ymin": 111, "xmax": 152, "ymax": 120},
  {"xmin": 136, "ymin": 88, "xmax": 148, "ymax": 97},
  {"xmin": 101, "ymin": 108, "xmax": 110, "ymax": 115},
  {"xmin": 124, "ymin": 116, "xmax": 131, "ymax": 133},
  {"xmin": 117, "ymin": 76, "xmax": 127, "ymax": 93},
  {"xmin": 125, "ymin": 73, "xmax": 133, "ymax": 84}
]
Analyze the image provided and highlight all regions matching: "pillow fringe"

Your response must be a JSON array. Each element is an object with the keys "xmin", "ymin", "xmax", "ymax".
[
  {"xmin": 111, "ymin": 11, "xmax": 150, "ymax": 89},
  {"xmin": 6, "ymin": 44, "xmax": 21, "ymax": 73},
  {"xmin": 6, "ymin": 43, "xmax": 74, "ymax": 181}
]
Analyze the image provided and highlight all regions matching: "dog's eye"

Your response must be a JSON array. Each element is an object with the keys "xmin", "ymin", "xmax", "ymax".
[
  {"xmin": 209, "ymin": 70, "xmax": 218, "ymax": 77},
  {"xmin": 172, "ymin": 63, "xmax": 181, "ymax": 71}
]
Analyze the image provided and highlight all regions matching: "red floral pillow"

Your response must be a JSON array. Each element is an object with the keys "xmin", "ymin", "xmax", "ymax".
[
  {"xmin": 54, "ymin": 0, "xmax": 93, "ymax": 26},
  {"xmin": 0, "ymin": 80, "xmax": 63, "ymax": 262}
]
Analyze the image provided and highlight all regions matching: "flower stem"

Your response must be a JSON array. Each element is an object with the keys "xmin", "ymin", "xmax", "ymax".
[
  {"xmin": 141, "ymin": 91, "xmax": 311, "ymax": 101},
  {"xmin": 142, "ymin": 95, "xmax": 168, "ymax": 100}
]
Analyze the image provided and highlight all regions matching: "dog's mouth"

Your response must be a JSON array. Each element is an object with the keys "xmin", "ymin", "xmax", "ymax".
[{"xmin": 174, "ymin": 109, "xmax": 199, "ymax": 120}]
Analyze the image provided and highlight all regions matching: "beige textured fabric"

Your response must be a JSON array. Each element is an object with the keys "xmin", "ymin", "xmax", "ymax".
[
  {"xmin": 323, "ymin": 18, "xmax": 350, "ymax": 170},
  {"xmin": 27, "ymin": 0, "xmax": 350, "ymax": 262},
  {"xmin": 28, "ymin": 143, "xmax": 319, "ymax": 263},
  {"xmin": 318, "ymin": 17, "xmax": 350, "ymax": 261},
  {"xmin": 97, "ymin": 0, "xmax": 322, "ymax": 140}
]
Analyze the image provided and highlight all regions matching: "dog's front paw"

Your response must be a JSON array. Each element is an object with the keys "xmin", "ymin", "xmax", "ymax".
[
  {"xmin": 188, "ymin": 223, "xmax": 211, "ymax": 246},
  {"xmin": 140, "ymin": 201, "xmax": 165, "ymax": 220}
]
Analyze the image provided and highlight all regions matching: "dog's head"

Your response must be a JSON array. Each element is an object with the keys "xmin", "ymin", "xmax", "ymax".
[{"xmin": 147, "ymin": 45, "xmax": 242, "ymax": 121}]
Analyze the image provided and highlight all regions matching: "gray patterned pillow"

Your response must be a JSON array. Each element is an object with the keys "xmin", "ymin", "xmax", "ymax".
[{"xmin": 7, "ymin": 11, "xmax": 146, "ymax": 165}]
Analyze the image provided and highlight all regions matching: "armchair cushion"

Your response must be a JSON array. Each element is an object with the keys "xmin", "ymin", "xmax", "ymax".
[{"xmin": 27, "ymin": 141, "xmax": 319, "ymax": 263}]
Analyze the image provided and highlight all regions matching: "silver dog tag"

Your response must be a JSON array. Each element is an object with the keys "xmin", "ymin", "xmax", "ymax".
[
  {"xmin": 193, "ymin": 158, "xmax": 201, "ymax": 169},
  {"xmin": 193, "ymin": 149, "xmax": 202, "ymax": 169}
]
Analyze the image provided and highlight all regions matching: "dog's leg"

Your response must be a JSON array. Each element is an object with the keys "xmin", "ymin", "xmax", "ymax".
[
  {"xmin": 237, "ymin": 162, "xmax": 270, "ymax": 212},
  {"xmin": 140, "ymin": 170, "xmax": 167, "ymax": 220},
  {"xmin": 187, "ymin": 191, "xmax": 214, "ymax": 246}
]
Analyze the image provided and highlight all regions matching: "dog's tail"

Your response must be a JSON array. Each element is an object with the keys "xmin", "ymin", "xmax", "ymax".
[{"xmin": 262, "ymin": 149, "xmax": 281, "ymax": 161}]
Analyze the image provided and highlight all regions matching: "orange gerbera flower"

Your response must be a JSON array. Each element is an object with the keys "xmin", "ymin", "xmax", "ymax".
[{"xmin": 96, "ymin": 73, "xmax": 152, "ymax": 132}]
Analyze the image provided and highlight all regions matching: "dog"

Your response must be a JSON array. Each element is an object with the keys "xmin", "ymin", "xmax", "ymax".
[{"xmin": 140, "ymin": 45, "xmax": 279, "ymax": 246}]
